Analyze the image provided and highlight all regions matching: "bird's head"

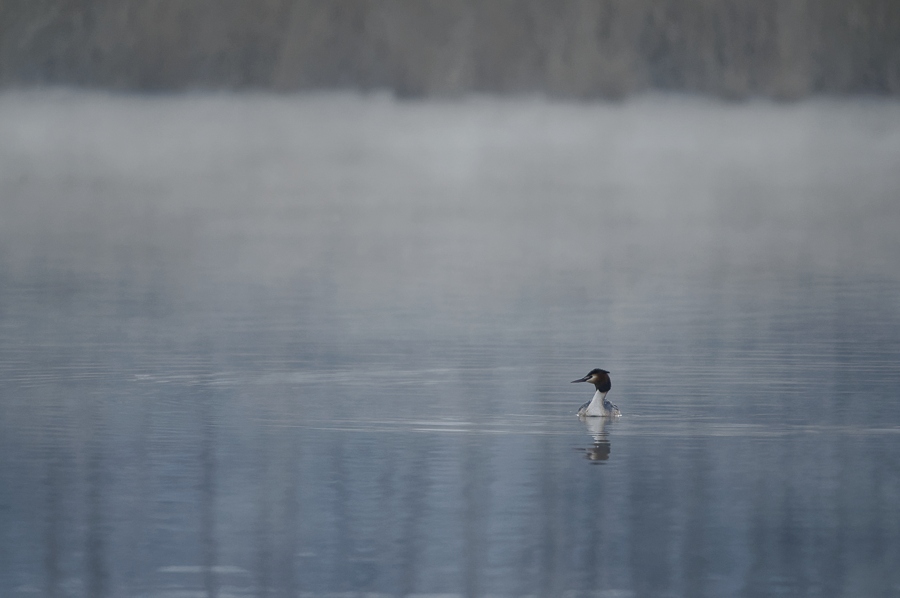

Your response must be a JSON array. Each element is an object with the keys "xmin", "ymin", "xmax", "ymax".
[{"xmin": 571, "ymin": 368, "xmax": 611, "ymax": 388}]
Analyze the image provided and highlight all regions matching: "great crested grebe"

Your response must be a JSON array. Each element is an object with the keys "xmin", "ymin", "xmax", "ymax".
[{"xmin": 572, "ymin": 368, "xmax": 620, "ymax": 417}]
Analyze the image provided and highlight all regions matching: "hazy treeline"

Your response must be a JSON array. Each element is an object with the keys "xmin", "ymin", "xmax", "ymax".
[{"xmin": 2, "ymin": 0, "xmax": 899, "ymax": 98}]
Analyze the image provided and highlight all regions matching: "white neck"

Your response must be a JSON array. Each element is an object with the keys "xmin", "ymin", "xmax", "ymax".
[{"xmin": 582, "ymin": 389, "xmax": 610, "ymax": 416}]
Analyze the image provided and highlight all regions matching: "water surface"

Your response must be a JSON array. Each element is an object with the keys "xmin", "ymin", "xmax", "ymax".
[{"xmin": 1, "ymin": 92, "xmax": 899, "ymax": 598}]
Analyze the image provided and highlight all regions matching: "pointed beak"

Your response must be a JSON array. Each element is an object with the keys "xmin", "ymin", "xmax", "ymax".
[{"xmin": 571, "ymin": 375, "xmax": 590, "ymax": 383}]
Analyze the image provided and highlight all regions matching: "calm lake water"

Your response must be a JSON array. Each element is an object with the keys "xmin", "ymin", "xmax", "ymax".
[{"xmin": 1, "ymin": 92, "xmax": 899, "ymax": 598}]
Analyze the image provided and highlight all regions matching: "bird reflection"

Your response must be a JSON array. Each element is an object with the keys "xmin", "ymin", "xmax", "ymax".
[{"xmin": 577, "ymin": 415, "xmax": 613, "ymax": 463}]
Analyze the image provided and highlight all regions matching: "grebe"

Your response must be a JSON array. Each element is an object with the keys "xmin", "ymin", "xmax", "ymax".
[{"xmin": 571, "ymin": 368, "xmax": 620, "ymax": 417}]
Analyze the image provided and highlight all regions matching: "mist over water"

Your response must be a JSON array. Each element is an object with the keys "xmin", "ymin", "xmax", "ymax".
[{"xmin": 1, "ymin": 91, "xmax": 900, "ymax": 597}]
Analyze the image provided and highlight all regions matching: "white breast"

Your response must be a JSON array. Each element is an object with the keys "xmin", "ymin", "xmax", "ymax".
[{"xmin": 582, "ymin": 390, "xmax": 610, "ymax": 416}]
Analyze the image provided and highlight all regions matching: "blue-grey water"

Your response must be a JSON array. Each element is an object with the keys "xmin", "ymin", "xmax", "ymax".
[{"xmin": 1, "ymin": 92, "xmax": 899, "ymax": 598}]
